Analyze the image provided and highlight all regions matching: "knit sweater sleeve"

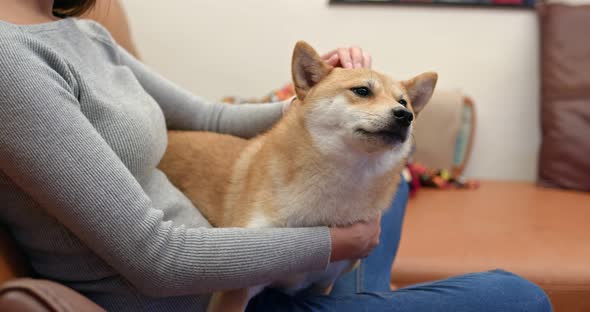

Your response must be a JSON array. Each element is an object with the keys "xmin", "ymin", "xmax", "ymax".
[
  {"xmin": 115, "ymin": 45, "xmax": 286, "ymax": 138},
  {"xmin": 0, "ymin": 36, "xmax": 331, "ymax": 297}
]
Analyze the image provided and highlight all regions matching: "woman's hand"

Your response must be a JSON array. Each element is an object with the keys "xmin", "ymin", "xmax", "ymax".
[
  {"xmin": 329, "ymin": 214, "xmax": 381, "ymax": 262},
  {"xmin": 321, "ymin": 46, "xmax": 372, "ymax": 69}
]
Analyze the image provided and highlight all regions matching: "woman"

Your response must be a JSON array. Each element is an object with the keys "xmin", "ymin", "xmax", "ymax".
[{"xmin": 0, "ymin": 0, "xmax": 551, "ymax": 311}]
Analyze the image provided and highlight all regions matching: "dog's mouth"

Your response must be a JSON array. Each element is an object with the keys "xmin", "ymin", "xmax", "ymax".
[{"xmin": 355, "ymin": 127, "xmax": 408, "ymax": 145}]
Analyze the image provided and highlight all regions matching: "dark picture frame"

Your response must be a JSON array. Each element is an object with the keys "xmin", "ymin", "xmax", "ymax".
[{"xmin": 330, "ymin": 0, "xmax": 536, "ymax": 8}]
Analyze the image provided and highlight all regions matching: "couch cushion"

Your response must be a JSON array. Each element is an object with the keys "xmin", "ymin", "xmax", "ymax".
[
  {"xmin": 391, "ymin": 181, "xmax": 590, "ymax": 311},
  {"xmin": 412, "ymin": 91, "xmax": 475, "ymax": 176},
  {"xmin": 0, "ymin": 279, "xmax": 105, "ymax": 312},
  {"xmin": 538, "ymin": 4, "xmax": 590, "ymax": 191}
]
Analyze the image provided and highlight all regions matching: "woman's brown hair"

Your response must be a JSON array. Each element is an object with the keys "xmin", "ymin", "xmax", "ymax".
[{"xmin": 53, "ymin": 0, "xmax": 97, "ymax": 18}]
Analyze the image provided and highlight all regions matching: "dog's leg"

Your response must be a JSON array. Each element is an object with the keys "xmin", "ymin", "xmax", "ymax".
[
  {"xmin": 347, "ymin": 259, "xmax": 361, "ymax": 273},
  {"xmin": 321, "ymin": 259, "xmax": 362, "ymax": 295},
  {"xmin": 207, "ymin": 285, "xmax": 267, "ymax": 312},
  {"xmin": 307, "ymin": 281, "xmax": 334, "ymax": 296},
  {"xmin": 311, "ymin": 259, "xmax": 363, "ymax": 296},
  {"xmin": 207, "ymin": 288, "xmax": 249, "ymax": 312},
  {"xmin": 321, "ymin": 283, "xmax": 334, "ymax": 295}
]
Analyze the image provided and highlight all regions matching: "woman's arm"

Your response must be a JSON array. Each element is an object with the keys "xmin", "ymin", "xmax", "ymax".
[
  {"xmin": 116, "ymin": 46, "xmax": 287, "ymax": 138},
  {"xmin": 82, "ymin": 0, "xmax": 286, "ymax": 138},
  {"xmin": 0, "ymin": 42, "xmax": 331, "ymax": 297}
]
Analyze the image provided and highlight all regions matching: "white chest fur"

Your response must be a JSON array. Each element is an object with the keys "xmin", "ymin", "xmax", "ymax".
[{"xmin": 272, "ymin": 141, "xmax": 410, "ymax": 227}]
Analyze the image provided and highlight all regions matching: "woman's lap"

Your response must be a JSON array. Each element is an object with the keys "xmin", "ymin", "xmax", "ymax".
[{"xmin": 247, "ymin": 177, "xmax": 552, "ymax": 311}]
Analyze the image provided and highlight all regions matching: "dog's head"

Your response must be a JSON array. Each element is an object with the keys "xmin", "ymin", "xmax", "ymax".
[{"xmin": 291, "ymin": 41, "xmax": 437, "ymax": 156}]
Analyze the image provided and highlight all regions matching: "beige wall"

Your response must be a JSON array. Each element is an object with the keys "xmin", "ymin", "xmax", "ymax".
[{"xmin": 123, "ymin": 0, "xmax": 541, "ymax": 181}]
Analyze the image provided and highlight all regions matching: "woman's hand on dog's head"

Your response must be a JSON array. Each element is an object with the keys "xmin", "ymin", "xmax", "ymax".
[
  {"xmin": 329, "ymin": 214, "xmax": 381, "ymax": 262},
  {"xmin": 321, "ymin": 46, "xmax": 372, "ymax": 69}
]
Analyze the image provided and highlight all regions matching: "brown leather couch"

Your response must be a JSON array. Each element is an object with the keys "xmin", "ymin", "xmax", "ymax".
[{"xmin": 390, "ymin": 182, "xmax": 590, "ymax": 311}]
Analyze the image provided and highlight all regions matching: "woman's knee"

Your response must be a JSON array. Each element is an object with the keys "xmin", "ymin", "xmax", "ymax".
[
  {"xmin": 472, "ymin": 269, "xmax": 552, "ymax": 312},
  {"xmin": 400, "ymin": 269, "xmax": 552, "ymax": 312}
]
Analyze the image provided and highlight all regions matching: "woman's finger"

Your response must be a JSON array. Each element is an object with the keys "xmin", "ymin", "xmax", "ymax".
[
  {"xmin": 324, "ymin": 54, "xmax": 339, "ymax": 67},
  {"xmin": 320, "ymin": 49, "xmax": 337, "ymax": 62},
  {"xmin": 337, "ymin": 48, "xmax": 353, "ymax": 69},
  {"xmin": 362, "ymin": 51, "xmax": 372, "ymax": 69},
  {"xmin": 349, "ymin": 46, "xmax": 363, "ymax": 69}
]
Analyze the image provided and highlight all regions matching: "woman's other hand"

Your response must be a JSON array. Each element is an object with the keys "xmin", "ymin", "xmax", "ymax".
[{"xmin": 329, "ymin": 214, "xmax": 381, "ymax": 262}]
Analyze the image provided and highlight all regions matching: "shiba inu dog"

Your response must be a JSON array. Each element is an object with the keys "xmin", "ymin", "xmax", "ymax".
[{"xmin": 158, "ymin": 41, "xmax": 437, "ymax": 312}]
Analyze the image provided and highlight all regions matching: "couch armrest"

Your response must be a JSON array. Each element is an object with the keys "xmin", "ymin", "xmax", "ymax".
[{"xmin": 0, "ymin": 278, "xmax": 105, "ymax": 312}]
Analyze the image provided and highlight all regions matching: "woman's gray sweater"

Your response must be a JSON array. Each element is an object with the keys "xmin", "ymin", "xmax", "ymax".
[{"xmin": 0, "ymin": 18, "xmax": 330, "ymax": 311}]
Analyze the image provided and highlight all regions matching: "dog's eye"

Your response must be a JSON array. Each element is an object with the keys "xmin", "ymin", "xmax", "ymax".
[
  {"xmin": 351, "ymin": 87, "xmax": 372, "ymax": 97},
  {"xmin": 398, "ymin": 99, "xmax": 407, "ymax": 107}
]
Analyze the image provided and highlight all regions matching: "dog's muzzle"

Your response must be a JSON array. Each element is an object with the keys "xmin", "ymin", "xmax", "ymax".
[{"xmin": 357, "ymin": 108, "xmax": 413, "ymax": 145}]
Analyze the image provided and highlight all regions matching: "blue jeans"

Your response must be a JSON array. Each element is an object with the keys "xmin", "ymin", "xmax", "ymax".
[{"xmin": 247, "ymin": 178, "xmax": 552, "ymax": 311}]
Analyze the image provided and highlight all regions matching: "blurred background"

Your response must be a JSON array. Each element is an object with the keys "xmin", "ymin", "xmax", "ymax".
[{"xmin": 122, "ymin": 0, "xmax": 548, "ymax": 181}]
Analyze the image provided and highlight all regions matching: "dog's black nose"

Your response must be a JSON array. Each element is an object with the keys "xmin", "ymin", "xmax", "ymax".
[{"xmin": 392, "ymin": 108, "xmax": 414, "ymax": 126}]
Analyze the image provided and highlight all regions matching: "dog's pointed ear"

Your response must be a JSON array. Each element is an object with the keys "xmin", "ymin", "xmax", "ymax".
[
  {"xmin": 402, "ymin": 72, "xmax": 438, "ymax": 115},
  {"xmin": 292, "ymin": 41, "xmax": 332, "ymax": 100}
]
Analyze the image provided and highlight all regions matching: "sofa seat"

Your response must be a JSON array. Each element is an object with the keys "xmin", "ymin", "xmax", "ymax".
[{"xmin": 390, "ymin": 180, "xmax": 590, "ymax": 311}]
